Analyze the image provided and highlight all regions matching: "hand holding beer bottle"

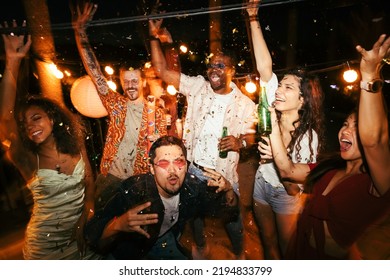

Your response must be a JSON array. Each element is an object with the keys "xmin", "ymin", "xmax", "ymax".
[
  {"xmin": 258, "ymin": 86, "xmax": 273, "ymax": 163},
  {"xmin": 219, "ymin": 126, "xmax": 229, "ymax": 158},
  {"xmin": 258, "ymin": 86, "xmax": 272, "ymax": 136}
]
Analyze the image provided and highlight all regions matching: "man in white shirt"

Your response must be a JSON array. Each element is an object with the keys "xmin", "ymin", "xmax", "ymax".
[{"xmin": 149, "ymin": 20, "xmax": 277, "ymax": 259}]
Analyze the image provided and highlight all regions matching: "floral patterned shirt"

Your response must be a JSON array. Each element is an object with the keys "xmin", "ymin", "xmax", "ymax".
[{"xmin": 98, "ymin": 88, "xmax": 166, "ymax": 176}]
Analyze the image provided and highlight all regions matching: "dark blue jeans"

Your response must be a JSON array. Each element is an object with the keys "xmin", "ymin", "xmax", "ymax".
[{"xmin": 146, "ymin": 230, "xmax": 188, "ymax": 260}]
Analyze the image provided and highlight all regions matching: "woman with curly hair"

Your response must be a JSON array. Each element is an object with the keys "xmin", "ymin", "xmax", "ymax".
[
  {"xmin": 246, "ymin": 0, "xmax": 325, "ymax": 259},
  {"xmin": 0, "ymin": 21, "xmax": 100, "ymax": 259}
]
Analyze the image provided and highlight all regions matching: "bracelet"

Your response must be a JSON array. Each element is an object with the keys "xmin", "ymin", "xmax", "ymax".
[{"xmin": 248, "ymin": 15, "xmax": 258, "ymax": 21}]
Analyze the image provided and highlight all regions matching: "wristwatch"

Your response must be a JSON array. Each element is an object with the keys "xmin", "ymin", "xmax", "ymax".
[{"xmin": 360, "ymin": 79, "xmax": 384, "ymax": 93}]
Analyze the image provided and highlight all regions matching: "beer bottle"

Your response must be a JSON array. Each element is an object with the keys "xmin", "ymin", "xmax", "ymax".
[
  {"xmin": 258, "ymin": 86, "xmax": 272, "ymax": 136},
  {"xmin": 219, "ymin": 126, "xmax": 228, "ymax": 158}
]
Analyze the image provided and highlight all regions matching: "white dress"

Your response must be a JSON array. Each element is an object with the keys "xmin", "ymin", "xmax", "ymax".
[{"xmin": 23, "ymin": 158, "xmax": 101, "ymax": 260}]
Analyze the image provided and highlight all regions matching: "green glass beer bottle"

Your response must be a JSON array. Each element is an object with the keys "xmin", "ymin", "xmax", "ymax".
[
  {"xmin": 258, "ymin": 86, "xmax": 272, "ymax": 136},
  {"xmin": 219, "ymin": 126, "xmax": 228, "ymax": 158}
]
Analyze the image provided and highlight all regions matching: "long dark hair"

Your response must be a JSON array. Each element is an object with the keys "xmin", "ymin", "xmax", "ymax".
[
  {"xmin": 17, "ymin": 95, "xmax": 86, "ymax": 155},
  {"xmin": 277, "ymin": 68, "xmax": 325, "ymax": 163}
]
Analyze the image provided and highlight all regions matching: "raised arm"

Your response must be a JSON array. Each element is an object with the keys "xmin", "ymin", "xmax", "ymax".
[
  {"xmin": 246, "ymin": 0, "xmax": 273, "ymax": 83},
  {"xmin": 356, "ymin": 34, "xmax": 390, "ymax": 195},
  {"xmin": 0, "ymin": 21, "xmax": 31, "ymax": 158},
  {"xmin": 149, "ymin": 19, "xmax": 180, "ymax": 90},
  {"xmin": 71, "ymin": 2, "xmax": 110, "ymax": 95}
]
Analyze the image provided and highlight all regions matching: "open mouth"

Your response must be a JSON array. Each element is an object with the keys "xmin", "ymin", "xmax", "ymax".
[
  {"xmin": 168, "ymin": 176, "xmax": 179, "ymax": 185},
  {"xmin": 209, "ymin": 73, "xmax": 220, "ymax": 82},
  {"xmin": 275, "ymin": 96, "xmax": 285, "ymax": 102},
  {"xmin": 339, "ymin": 138, "xmax": 352, "ymax": 152}
]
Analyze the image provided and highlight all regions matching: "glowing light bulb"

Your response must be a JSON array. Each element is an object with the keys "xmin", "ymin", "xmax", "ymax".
[
  {"xmin": 245, "ymin": 81, "xmax": 257, "ymax": 94},
  {"xmin": 166, "ymin": 85, "xmax": 177, "ymax": 95},
  {"xmin": 105, "ymin": 66, "xmax": 114, "ymax": 75},
  {"xmin": 180, "ymin": 45, "xmax": 188, "ymax": 54},
  {"xmin": 343, "ymin": 69, "xmax": 358, "ymax": 83},
  {"xmin": 107, "ymin": 80, "xmax": 117, "ymax": 91},
  {"xmin": 144, "ymin": 62, "xmax": 152, "ymax": 69},
  {"xmin": 54, "ymin": 70, "xmax": 64, "ymax": 79},
  {"xmin": 48, "ymin": 63, "xmax": 64, "ymax": 79}
]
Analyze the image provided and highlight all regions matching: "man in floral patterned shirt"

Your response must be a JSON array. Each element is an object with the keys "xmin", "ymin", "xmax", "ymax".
[{"xmin": 72, "ymin": 3, "xmax": 167, "ymax": 210}]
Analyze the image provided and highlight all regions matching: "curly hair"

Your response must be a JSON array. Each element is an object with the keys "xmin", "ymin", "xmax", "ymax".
[
  {"xmin": 276, "ymin": 69, "xmax": 325, "ymax": 163},
  {"xmin": 16, "ymin": 95, "xmax": 86, "ymax": 156}
]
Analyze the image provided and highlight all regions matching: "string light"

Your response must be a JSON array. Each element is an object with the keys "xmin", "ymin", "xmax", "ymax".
[
  {"xmin": 179, "ymin": 44, "xmax": 188, "ymax": 54},
  {"xmin": 343, "ymin": 69, "xmax": 358, "ymax": 83},
  {"xmin": 244, "ymin": 74, "xmax": 257, "ymax": 94},
  {"xmin": 342, "ymin": 62, "xmax": 358, "ymax": 83},
  {"xmin": 105, "ymin": 65, "xmax": 114, "ymax": 75},
  {"xmin": 166, "ymin": 85, "xmax": 177, "ymax": 95},
  {"xmin": 48, "ymin": 63, "xmax": 64, "ymax": 79},
  {"xmin": 107, "ymin": 80, "xmax": 117, "ymax": 91}
]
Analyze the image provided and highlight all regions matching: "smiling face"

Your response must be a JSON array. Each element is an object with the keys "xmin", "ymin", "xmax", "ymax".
[
  {"xmin": 206, "ymin": 54, "xmax": 235, "ymax": 94},
  {"xmin": 23, "ymin": 105, "xmax": 54, "ymax": 145},
  {"xmin": 150, "ymin": 144, "xmax": 188, "ymax": 198},
  {"xmin": 338, "ymin": 113, "xmax": 362, "ymax": 161},
  {"xmin": 120, "ymin": 69, "xmax": 144, "ymax": 101},
  {"xmin": 274, "ymin": 74, "xmax": 304, "ymax": 113}
]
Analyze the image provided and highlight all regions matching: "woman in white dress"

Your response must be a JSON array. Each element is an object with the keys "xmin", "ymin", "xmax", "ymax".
[{"xmin": 0, "ymin": 21, "xmax": 100, "ymax": 259}]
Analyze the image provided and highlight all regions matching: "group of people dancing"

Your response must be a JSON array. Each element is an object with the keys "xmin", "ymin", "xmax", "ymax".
[{"xmin": 0, "ymin": 0, "xmax": 389, "ymax": 260}]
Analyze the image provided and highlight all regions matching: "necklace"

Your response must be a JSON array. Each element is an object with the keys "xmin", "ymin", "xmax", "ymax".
[
  {"xmin": 54, "ymin": 151, "xmax": 67, "ymax": 174},
  {"xmin": 161, "ymin": 194, "xmax": 180, "ymax": 224}
]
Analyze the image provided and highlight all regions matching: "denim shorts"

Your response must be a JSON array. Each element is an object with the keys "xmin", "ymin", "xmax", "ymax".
[{"xmin": 253, "ymin": 168, "xmax": 304, "ymax": 215}]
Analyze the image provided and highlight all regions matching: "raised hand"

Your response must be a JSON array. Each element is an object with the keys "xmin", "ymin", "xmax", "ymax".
[
  {"xmin": 70, "ymin": 1, "xmax": 98, "ymax": 31},
  {"xmin": 0, "ymin": 20, "xmax": 31, "ymax": 59},
  {"xmin": 246, "ymin": 0, "xmax": 261, "ymax": 17},
  {"xmin": 356, "ymin": 34, "xmax": 390, "ymax": 78}
]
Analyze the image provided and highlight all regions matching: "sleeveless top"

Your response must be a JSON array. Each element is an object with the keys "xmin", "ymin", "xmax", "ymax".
[{"xmin": 23, "ymin": 155, "xmax": 101, "ymax": 259}]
